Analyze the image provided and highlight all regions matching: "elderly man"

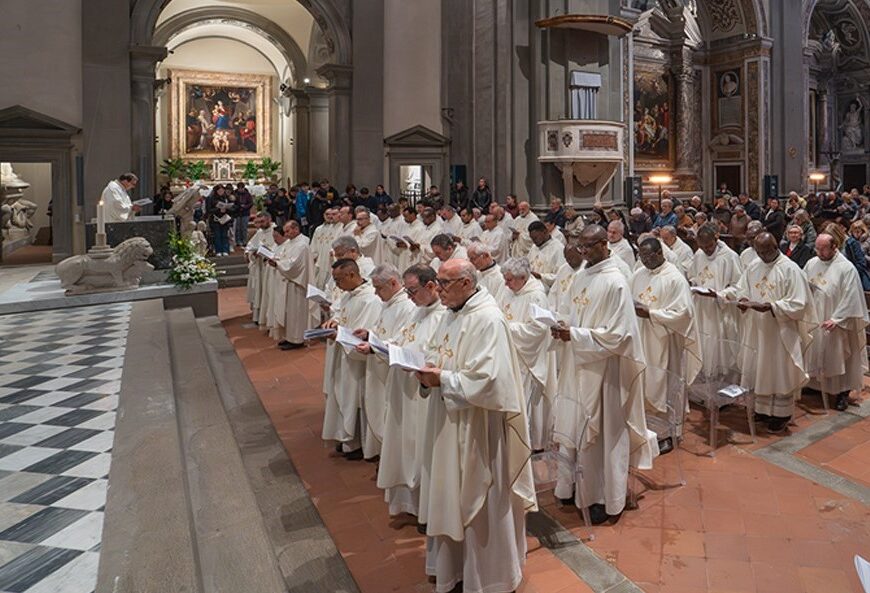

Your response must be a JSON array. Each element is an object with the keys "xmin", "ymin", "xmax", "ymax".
[
  {"xmin": 729, "ymin": 204, "xmax": 750, "ymax": 243},
  {"xmin": 100, "ymin": 172, "xmax": 140, "ymax": 222},
  {"xmin": 510, "ymin": 201, "xmax": 540, "ymax": 257},
  {"xmin": 551, "ymin": 225, "xmax": 654, "ymax": 524},
  {"xmin": 269, "ymin": 221, "xmax": 317, "ymax": 350},
  {"xmin": 392, "ymin": 207, "xmax": 425, "ymax": 270},
  {"xmin": 353, "ymin": 264, "xmax": 416, "ymax": 460},
  {"xmin": 439, "ymin": 205, "xmax": 462, "ymax": 236},
  {"xmin": 632, "ymin": 237, "xmax": 701, "ymax": 452},
  {"xmin": 607, "ymin": 220, "xmax": 636, "ymax": 267},
  {"xmin": 499, "ymin": 257, "xmax": 556, "ymax": 451},
  {"xmin": 310, "ymin": 208, "xmax": 341, "ymax": 289},
  {"xmin": 734, "ymin": 232, "xmax": 816, "ymax": 432},
  {"xmin": 739, "ymin": 220, "xmax": 764, "ymax": 268},
  {"xmin": 430, "ymin": 233, "xmax": 468, "ymax": 271},
  {"xmin": 481, "ymin": 213, "xmax": 510, "ymax": 263},
  {"xmin": 653, "ymin": 199, "xmax": 677, "ymax": 229},
  {"xmin": 738, "ymin": 192, "xmax": 762, "ymax": 220},
  {"xmin": 353, "ymin": 207, "xmax": 383, "ymax": 264},
  {"xmin": 688, "ymin": 224, "xmax": 743, "ymax": 375},
  {"xmin": 377, "ymin": 264, "xmax": 446, "ymax": 519},
  {"xmin": 659, "ymin": 225, "xmax": 693, "ymax": 274},
  {"xmin": 321, "ymin": 259, "xmax": 382, "ymax": 459},
  {"xmin": 527, "ymin": 221, "xmax": 566, "ymax": 291},
  {"xmin": 416, "ymin": 259, "xmax": 536, "ymax": 593},
  {"xmin": 245, "ymin": 212, "xmax": 276, "ymax": 322},
  {"xmin": 467, "ymin": 241, "xmax": 504, "ymax": 300},
  {"xmin": 325, "ymin": 236, "xmax": 376, "ymax": 304},
  {"xmin": 805, "ymin": 233, "xmax": 869, "ymax": 411}
]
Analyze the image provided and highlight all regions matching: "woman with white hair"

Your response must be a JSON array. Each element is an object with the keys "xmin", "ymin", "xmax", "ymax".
[{"xmin": 780, "ymin": 224, "xmax": 814, "ymax": 269}]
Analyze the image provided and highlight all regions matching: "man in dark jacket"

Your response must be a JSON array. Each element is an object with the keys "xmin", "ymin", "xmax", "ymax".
[
  {"xmin": 762, "ymin": 197, "xmax": 786, "ymax": 242},
  {"xmin": 450, "ymin": 180, "xmax": 469, "ymax": 212},
  {"xmin": 738, "ymin": 193, "xmax": 762, "ymax": 221},
  {"xmin": 470, "ymin": 177, "xmax": 492, "ymax": 213}
]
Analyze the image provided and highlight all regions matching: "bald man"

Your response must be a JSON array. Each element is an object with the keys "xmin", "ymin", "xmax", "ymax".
[
  {"xmin": 607, "ymin": 220, "xmax": 636, "ymax": 267},
  {"xmin": 510, "ymin": 201, "xmax": 540, "ymax": 257}
]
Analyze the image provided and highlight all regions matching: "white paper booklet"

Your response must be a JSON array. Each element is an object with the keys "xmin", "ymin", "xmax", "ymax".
[
  {"xmin": 303, "ymin": 327, "xmax": 336, "ymax": 341},
  {"xmin": 530, "ymin": 304, "xmax": 559, "ymax": 328},
  {"xmin": 218, "ymin": 214, "xmax": 232, "ymax": 225},
  {"xmin": 388, "ymin": 343, "xmax": 426, "ymax": 371},
  {"xmin": 217, "ymin": 201, "xmax": 232, "ymax": 209},
  {"xmin": 336, "ymin": 325, "xmax": 365, "ymax": 349},
  {"xmin": 718, "ymin": 384, "xmax": 746, "ymax": 399},
  {"xmin": 257, "ymin": 245, "xmax": 275, "ymax": 260},
  {"xmin": 306, "ymin": 284, "xmax": 332, "ymax": 306},
  {"xmin": 132, "ymin": 198, "xmax": 153, "ymax": 206},
  {"xmin": 368, "ymin": 333, "xmax": 389, "ymax": 355},
  {"xmin": 855, "ymin": 555, "xmax": 870, "ymax": 593},
  {"xmin": 690, "ymin": 286, "xmax": 715, "ymax": 296}
]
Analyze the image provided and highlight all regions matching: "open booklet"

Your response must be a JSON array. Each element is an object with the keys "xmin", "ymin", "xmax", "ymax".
[
  {"xmin": 690, "ymin": 286, "xmax": 716, "ymax": 296},
  {"xmin": 257, "ymin": 245, "xmax": 276, "ymax": 260},
  {"xmin": 132, "ymin": 198, "xmax": 153, "ymax": 207},
  {"xmin": 388, "ymin": 343, "xmax": 426, "ymax": 371},
  {"xmin": 303, "ymin": 327, "xmax": 336, "ymax": 341},
  {"xmin": 336, "ymin": 325, "xmax": 365, "ymax": 349},
  {"xmin": 218, "ymin": 214, "xmax": 232, "ymax": 225},
  {"xmin": 530, "ymin": 304, "xmax": 560, "ymax": 328},
  {"xmin": 306, "ymin": 284, "xmax": 332, "ymax": 307},
  {"xmin": 367, "ymin": 333, "xmax": 389, "ymax": 356}
]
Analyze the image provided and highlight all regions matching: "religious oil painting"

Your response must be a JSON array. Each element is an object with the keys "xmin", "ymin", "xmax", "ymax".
[
  {"xmin": 633, "ymin": 70, "xmax": 672, "ymax": 164},
  {"xmin": 169, "ymin": 69, "xmax": 272, "ymax": 161}
]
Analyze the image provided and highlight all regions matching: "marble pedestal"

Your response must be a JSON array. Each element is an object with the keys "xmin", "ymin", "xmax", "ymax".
[{"xmin": 85, "ymin": 216, "xmax": 175, "ymax": 269}]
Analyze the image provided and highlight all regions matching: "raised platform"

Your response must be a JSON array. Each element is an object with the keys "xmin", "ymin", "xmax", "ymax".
[{"xmin": 0, "ymin": 274, "xmax": 218, "ymax": 317}]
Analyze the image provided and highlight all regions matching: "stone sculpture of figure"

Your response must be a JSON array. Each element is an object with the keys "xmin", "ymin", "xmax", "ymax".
[
  {"xmin": 8, "ymin": 199, "xmax": 37, "ymax": 231},
  {"xmin": 168, "ymin": 185, "xmax": 205, "ymax": 237},
  {"xmin": 55, "ymin": 236, "xmax": 154, "ymax": 295},
  {"xmin": 841, "ymin": 97, "xmax": 864, "ymax": 150}
]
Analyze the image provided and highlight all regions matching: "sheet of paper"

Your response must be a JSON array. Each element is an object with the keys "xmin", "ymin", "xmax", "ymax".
[
  {"xmin": 257, "ymin": 245, "xmax": 275, "ymax": 260},
  {"xmin": 388, "ymin": 343, "xmax": 426, "ymax": 371},
  {"xmin": 217, "ymin": 201, "xmax": 232, "ymax": 209},
  {"xmin": 306, "ymin": 284, "xmax": 332, "ymax": 306},
  {"xmin": 368, "ymin": 333, "xmax": 389, "ymax": 355},
  {"xmin": 132, "ymin": 198, "xmax": 153, "ymax": 207},
  {"xmin": 855, "ymin": 555, "xmax": 870, "ymax": 593},
  {"xmin": 303, "ymin": 327, "xmax": 336, "ymax": 341},
  {"xmin": 402, "ymin": 236, "xmax": 419, "ymax": 246},
  {"xmin": 336, "ymin": 325, "xmax": 365, "ymax": 349},
  {"xmin": 530, "ymin": 304, "xmax": 559, "ymax": 328},
  {"xmin": 218, "ymin": 214, "xmax": 232, "ymax": 225},
  {"xmin": 690, "ymin": 286, "xmax": 715, "ymax": 296},
  {"xmin": 718, "ymin": 384, "xmax": 746, "ymax": 399},
  {"xmin": 389, "ymin": 235, "xmax": 405, "ymax": 243}
]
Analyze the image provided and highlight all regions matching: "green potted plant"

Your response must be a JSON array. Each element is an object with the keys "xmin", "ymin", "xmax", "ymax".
[
  {"xmin": 242, "ymin": 160, "xmax": 259, "ymax": 184},
  {"xmin": 185, "ymin": 160, "xmax": 208, "ymax": 182},
  {"xmin": 259, "ymin": 157, "xmax": 281, "ymax": 182},
  {"xmin": 160, "ymin": 158, "xmax": 187, "ymax": 183}
]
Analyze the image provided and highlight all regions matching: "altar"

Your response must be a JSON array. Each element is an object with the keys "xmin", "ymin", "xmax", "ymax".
[{"xmin": 85, "ymin": 216, "xmax": 175, "ymax": 269}]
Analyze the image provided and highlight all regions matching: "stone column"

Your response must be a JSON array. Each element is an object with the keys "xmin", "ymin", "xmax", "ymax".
[
  {"xmin": 672, "ymin": 56, "xmax": 697, "ymax": 181},
  {"xmin": 316, "ymin": 64, "xmax": 353, "ymax": 186},
  {"xmin": 288, "ymin": 88, "xmax": 311, "ymax": 183},
  {"xmin": 130, "ymin": 46, "xmax": 168, "ymax": 200}
]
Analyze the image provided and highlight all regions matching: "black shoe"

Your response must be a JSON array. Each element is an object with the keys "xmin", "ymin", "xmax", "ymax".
[
  {"xmin": 344, "ymin": 448, "xmax": 364, "ymax": 460},
  {"xmin": 658, "ymin": 437, "xmax": 674, "ymax": 455},
  {"xmin": 335, "ymin": 443, "xmax": 343, "ymax": 453},
  {"xmin": 277, "ymin": 340, "xmax": 290, "ymax": 347},
  {"xmin": 588, "ymin": 503, "xmax": 608, "ymax": 525},
  {"xmin": 767, "ymin": 416, "xmax": 790, "ymax": 433},
  {"xmin": 835, "ymin": 392, "xmax": 850, "ymax": 412},
  {"xmin": 416, "ymin": 523, "xmax": 427, "ymax": 535},
  {"xmin": 532, "ymin": 448, "xmax": 545, "ymax": 455},
  {"xmin": 556, "ymin": 489, "xmax": 574, "ymax": 506},
  {"xmin": 753, "ymin": 412, "xmax": 771, "ymax": 423},
  {"xmin": 280, "ymin": 342, "xmax": 305, "ymax": 351}
]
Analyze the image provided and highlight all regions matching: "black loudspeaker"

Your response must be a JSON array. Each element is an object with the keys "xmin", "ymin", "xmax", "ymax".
[
  {"xmin": 624, "ymin": 176, "xmax": 643, "ymax": 210},
  {"xmin": 763, "ymin": 175, "xmax": 778, "ymax": 200},
  {"xmin": 450, "ymin": 165, "xmax": 467, "ymax": 187}
]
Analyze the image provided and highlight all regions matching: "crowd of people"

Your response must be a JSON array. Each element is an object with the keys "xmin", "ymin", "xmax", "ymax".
[{"xmin": 240, "ymin": 181, "xmax": 868, "ymax": 593}]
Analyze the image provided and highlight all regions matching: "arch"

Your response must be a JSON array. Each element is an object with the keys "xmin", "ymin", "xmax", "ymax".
[
  {"xmin": 131, "ymin": 0, "xmax": 352, "ymax": 65},
  {"xmin": 154, "ymin": 7, "xmax": 307, "ymax": 83},
  {"xmin": 167, "ymin": 34, "xmax": 288, "ymax": 78}
]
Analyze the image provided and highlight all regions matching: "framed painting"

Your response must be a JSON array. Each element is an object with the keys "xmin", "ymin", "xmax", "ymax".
[
  {"xmin": 633, "ymin": 69, "xmax": 673, "ymax": 167},
  {"xmin": 169, "ymin": 69, "xmax": 272, "ymax": 161}
]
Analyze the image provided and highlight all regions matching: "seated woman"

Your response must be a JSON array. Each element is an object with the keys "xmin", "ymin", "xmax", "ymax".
[{"xmin": 780, "ymin": 224, "xmax": 814, "ymax": 269}]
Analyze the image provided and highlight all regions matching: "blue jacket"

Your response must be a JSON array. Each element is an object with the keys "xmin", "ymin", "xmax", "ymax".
[
  {"xmin": 653, "ymin": 211, "xmax": 677, "ymax": 228},
  {"xmin": 296, "ymin": 190, "xmax": 310, "ymax": 219}
]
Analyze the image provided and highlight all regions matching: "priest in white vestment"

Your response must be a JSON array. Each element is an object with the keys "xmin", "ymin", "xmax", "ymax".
[
  {"xmin": 439, "ymin": 205, "xmax": 462, "ymax": 237},
  {"xmin": 739, "ymin": 220, "xmax": 764, "ymax": 269},
  {"xmin": 379, "ymin": 204, "xmax": 406, "ymax": 268},
  {"xmin": 805, "ymin": 233, "xmax": 869, "ymax": 411},
  {"xmin": 336, "ymin": 206, "xmax": 356, "ymax": 236},
  {"xmin": 733, "ymin": 232, "xmax": 816, "ymax": 432},
  {"xmin": 527, "ymin": 221, "xmax": 566, "ymax": 291},
  {"xmin": 321, "ymin": 258, "xmax": 382, "ymax": 458},
  {"xmin": 392, "ymin": 208, "xmax": 426, "ymax": 270},
  {"xmin": 688, "ymin": 225, "xmax": 743, "ymax": 376},
  {"xmin": 377, "ymin": 264, "xmax": 445, "ymax": 518},
  {"xmin": 659, "ymin": 226, "xmax": 693, "ymax": 275},
  {"xmin": 632, "ymin": 237, "xmax": 702, "ymax": 450},
  {"xmin": 272, "ymin": 221, "xmax": 318, "ymax": 349},
  {"xmin": 352, "ymin": 208, "xmax": 384, "ymax": 264},
  {"xmin": 466, "ymin": 242, "xmax": 504, "ymax": 301},
  {"xmin": 416, "ymin": 259, "xmax": 536, "ymax": 593},
  {"xmin": 456, "ymin": 208, "xmax": 483, "ymax": 245},
  {"xmin": 429, "ymin": 234, "xmax": 468, "ymax": 271},
  {"xmin": 544, "ymin": 219, "xmax": 567, "ymax": 244},
  {"xmin": 481, "ymin": 214, "xmax": 510, "ymax": 263},
  {"xmin": 550, "ymin": 226, "xmax": 656, "ymax": 524},
  {"xmin": 257, "ymin": 221, "xmax": 283, "ymax": 329},
  {"xmin": 245, "ymin": 213, "xmax": 276, "ymax": 322},
  {"xmin": 100, "ymin": 173, "xmax": 139, "ymax": 222},
  {"xmin": 607, "ymin": 220, "xmax": 636, "ymax": 267},
  {"xmin": 510, "ymin": 201, "xmax": 540, "ymax": 257},
  {"xmin": 499, "ymin": 258, "xmax": 557, "ymax": 450},
  {"xmin": 415, "ymin": 207, "xmax": 444, "ymax": 265},
  {"xmin": 310, "ymin": 209, "xmax": 341, "ymax": 289}
]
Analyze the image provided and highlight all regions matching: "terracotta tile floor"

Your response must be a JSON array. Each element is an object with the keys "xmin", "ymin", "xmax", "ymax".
[
  {"xmin": 217, "ymin": 287, "xmax": 870, "ymax": 593},
  {"xmin": 799, "ymin": 418, "xmax": 870, "ymax": 488}
]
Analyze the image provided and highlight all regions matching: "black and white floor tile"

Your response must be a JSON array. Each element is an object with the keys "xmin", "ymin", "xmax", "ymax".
[{"xmin": 0, "ymin": 303, "xmax": 130, "ymax": 593}]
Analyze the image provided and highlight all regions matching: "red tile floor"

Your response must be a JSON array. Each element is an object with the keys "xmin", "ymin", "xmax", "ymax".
[{"xmin": 218, "ymin": 287, "xmax": 870, "ymax": 593}]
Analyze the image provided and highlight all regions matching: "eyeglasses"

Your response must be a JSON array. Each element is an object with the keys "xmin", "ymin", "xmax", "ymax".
[{"xmin": 435, "ymin": 277, "xmax": 464, "ymax": 289}]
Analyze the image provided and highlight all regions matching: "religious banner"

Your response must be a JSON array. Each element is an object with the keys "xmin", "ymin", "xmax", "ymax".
[
  {"xmin": 633, "ymin": 70, "xmax": 672, "ymax": 166},
  {"xmin": 169, "ymin": 69, "xmax": 272, "ymax": 161}
]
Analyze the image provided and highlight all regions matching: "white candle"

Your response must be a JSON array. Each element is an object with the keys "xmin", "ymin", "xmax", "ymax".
[{"xmin": 97, "ymin": 200, "xmax": 105, "ymax": 237}]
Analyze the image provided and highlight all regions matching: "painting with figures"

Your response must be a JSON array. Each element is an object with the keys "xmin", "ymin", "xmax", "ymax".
[
  {"xmin": 633, "ymin": 72, "xmax": 672, "ymax": 163},
  {"xmin": 169, "ymin": 69, "xmax": 272, "ymax": 160}
]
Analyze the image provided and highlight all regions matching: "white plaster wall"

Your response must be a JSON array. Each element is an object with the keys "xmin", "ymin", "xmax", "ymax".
[
  {"xmin": 383, "ymin": 0, "xmax": 443, "ymax": 137},
  {"xmin": 8, "ymin": 163, "xmax": 53, "ymax": 237},
  {"xmin": 0, "ymin": 0, "xmax": 82, "ymax": 126}
]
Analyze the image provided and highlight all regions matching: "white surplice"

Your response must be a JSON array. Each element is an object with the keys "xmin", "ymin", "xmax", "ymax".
[
  {"xmin": 245, "ymin": 226, "xmax": 275, "ymax": 321},
  {"xmin": 665, "ymin": 237, "xmax": 694, "ymax": 274},
  {"xmin": 554, "ymin": 257, "xmax": 656, "ymax": 516},
  {"xmin": 353, "ymin": 223, "xmax": 384, "ymax": 264},
  {"xmin": 440, "ymin": 215, "xmax": 462, "ymax": 237},
  {"xmin": 377, "ymin": 301, "xmax": 446, "ymax": 516},
  {"xmin": 417, "ymin": 220, "xmax": 444, "ymax": 265},
  {"xmin": 528, "ymin": 238, "xmax": 566, "ymax": 292},
  {"xmin": 310, "ymin": 222, "xmax": 341, "ymax": 289},
  {"xmin": 609, "ymin": 238, "xmax": 636, "ymax": 268},
  {"xmin": 431, "ymin": 245, "xmax": 468, "ymax": 271},
  {"xmin": 457, "ymin": 220, "xmax": 483, "ymax": 245},
  {"xmin": 736, "ymin": 253, "xmax": 817, "ymax": 417},
  {"xmin": 805, "ymin": 252, "xmax": 869, "ymax": 394},
  {"xmin": 510, "ymin": 211, "xmax": 540, "ymax": 257},
  {"xmin": 275, "ymin": 234, "xmax": 318, "ymax": 344},
  {"xmin": 419, "ymin": 289, "xmax": 536, "ymax": 593},
  {"xmin": 396, "ymin": 219, "xmax": 425, "ymax": 271},
  {"xmin": 101, "ymin": 180, "xmax": 133, "ymax": 222},
  {"xmin": 631, "ymin": 261, "xmax": 702, "ymax": 415},
  {"xmin": 481, "ymin": 226, "xmax": 510, "ymax": 263},
  {"xmin": 476, "ymin": 263, "xmax": 505, "ymax": 302},
  {"xmin": 379, "ymin": 215, "xmax": 405, "ymax": 268}
]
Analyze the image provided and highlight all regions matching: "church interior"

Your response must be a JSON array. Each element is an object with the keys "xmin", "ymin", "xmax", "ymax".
[{"xmin": 0, "ymin": 1, "xmax": 869, "ymax": 592}]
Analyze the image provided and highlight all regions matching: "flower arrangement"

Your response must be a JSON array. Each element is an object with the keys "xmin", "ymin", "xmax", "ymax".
[{"xmin": 167, "ymin": 231, "xmax": 219, "ymax": 289}]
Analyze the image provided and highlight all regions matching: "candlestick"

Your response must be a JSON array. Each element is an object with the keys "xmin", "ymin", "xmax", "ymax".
[{"xmin": 96, "ymin": 200, "xmax": 106, "ymax": 246}]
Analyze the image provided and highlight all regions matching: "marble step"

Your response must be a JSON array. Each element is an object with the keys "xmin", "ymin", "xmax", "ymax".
[{"xmin": 218, "ymin": 276, "xmax": 248, "ymax": 289}]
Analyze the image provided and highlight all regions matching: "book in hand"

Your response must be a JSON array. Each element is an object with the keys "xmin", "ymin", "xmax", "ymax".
[
  {"xmin": 306, "ymin": 284, "xmax": 332, "ymax": 307},
  {"xmin": 336, "ymin": 325, "xmax": 365, "ymax": 349},
  {"xmin": 402, "ymin": 236, "xmax": 419, "ymax": 247},
  {"xmin": 690, "ymin": 286, "xmax": 715, "ymax": 296},
  {"xmin": 388, "ymin": 343, "xmax": 426, "ymax": 371},
  {"xmin": 530, "ymin": 304, "xmax": 560, "ymax": 328},
  {"xmin": 217, "ymin": 201, "xmax": 232, "ymax": 209},
  {"xmin": 368, "ymin": 332, "xmax": 389, "ymax": 356},
  {"xmin": 303, "ymin": 327, "xmax": 336, "ymax": 341},
  {"xmin": 257, "ymin": 245, "xmax": 276, "ymax": 260},
  {"xmin": 218, "ymin": 214, "xmax": 232, "ymax": 225},
  {"xmin": 132, "ymin": 198, "xmax": 153, "ymax": 207}
]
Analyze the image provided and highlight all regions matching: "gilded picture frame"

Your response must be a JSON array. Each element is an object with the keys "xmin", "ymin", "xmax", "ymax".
[{"xmin": 169, "ymin": 69, "xmax": 272, "ymax": 161}]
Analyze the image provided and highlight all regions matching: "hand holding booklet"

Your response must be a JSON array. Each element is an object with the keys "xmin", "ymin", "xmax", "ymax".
[
  {"xmin": 530, "ymin": 304, "xmax": 559, "ymax": 328},
  {"xmin": 303, "ymin": 327, "xmax": 336, "ymax": 341},
  {"xmin": 132, "ymin": 198, "xmax": 153, "ymax": 207},
  {"xmin": 257, "ymin": 245, "xmax": 276, "ymax": 260},
  {"xmin": 337, "ymin": 325, "xmax": 365, "ymax": 349},
  {"xmin": 368, "ymin": 333, "xmax": 389, "ymax": 355},
  {"xmin": 690, "ymin": 286, "xmax": 715, "ymax": 296},
  {"xmin": 306, "ymin": 284, "xmax": 332, "ymax": 307},
  {"xmin": 388, "ymin": 343, "xmax": 426, "ymax": 371}
]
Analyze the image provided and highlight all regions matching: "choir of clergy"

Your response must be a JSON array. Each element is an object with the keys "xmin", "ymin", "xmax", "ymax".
[{"xmin": 238, "ymin": 196, "xmax": 869, "ymax": 593}]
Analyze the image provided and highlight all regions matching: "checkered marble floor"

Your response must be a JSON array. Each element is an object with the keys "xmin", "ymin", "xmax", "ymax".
[{"xmin": 0, "ymin": 303, "xmax": 130, "ymax": 593}]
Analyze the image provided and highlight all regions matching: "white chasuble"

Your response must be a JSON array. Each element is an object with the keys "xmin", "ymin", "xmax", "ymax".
[
  {"xmin": 377, "ymin": 301, "xmax": 446, "ymax": 516},
  {"xmin": 419, "ymin": 289, "xmax": 536, "ymax": 593},
  {"xmin": 739, "ymin": 246, "xmax": 758, "ymax": 270},
  {"xmin": 321, "ymin": 282, "xmax": 381, "ymax": 449},
  {"xmin": 554, "ymin": 258, "xmax": 655, "ymax": 516},
  {"xmin": 417, "ymin": 220, "xmax": 444, "ymax": 265},
  {"xmin": 353, "ymin": 223, "xmax": 384, "ymax": 264},
  {"xmin": 396, "ymin": 219, "xmax": 425, "ymax": 271},
  {"xmin": 360, "ymin": 290, "xmax": 416, "ymax": 459},
  {"xmin": 380, "ymin": 217, "xmax": 406, "ymax": 267},
  {"xmin": 667, "ymin": 237, "xmax": 694, "ymax": 275},
  {"xmin": 528, "ymin": 238, "xmax": 567, "ymax": 292},
  {"xmin": 609, "ymin": 238, "xmax": 636, "ymax": 268},
  {"xmin": 481, "ymin": 226, "xmax": 510, "ymax": 263},
  {"xmin": 510, "ymin": 212, "xmax": 540, "ymax": 257},
  {"xmin": 457, "ymin": 220, "xmax": 482, "ymax": 245},
  {"xmin": 631, "ymin": 262, "xmax": 702, "ymax": 413},
  {"xmin": 687, "ymin": 241, "xmax": 743, "ymax": 375},
  {"xmin": 311, "ymin": 222, "xmax": 340, "ymax": 289},
  {"xmin": 500, "ymin": 277, "xmax": 557, "ymax": 450},
  {"xmin": 430, "ymin": 245, "xmax": 468, "ymax": 272},
  {"xmin": 805, "ymin": 252, "xmax": 869, "ymax": 394},
  {"xmin": 245, "ymin": 227, "xmax": 274, "ymax": 318},
  {"xmin": 476, "ymin": 263, "xmax": 505, "ymax": 302},
  {"xmin": 276, "ymin": 234, "xmax": 318, "ymax": 344},
  {"xmin": 736, "ymin": 254, "xmax": 816, "ymax": 409},
  {"xmin": 440, "ymin": 215, "xmax": 462, "ymax": 237}
]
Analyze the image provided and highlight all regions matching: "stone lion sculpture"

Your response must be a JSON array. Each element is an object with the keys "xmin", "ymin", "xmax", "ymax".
[{"xmin": 56, "ymin": 236, "xmax": 154, "ymax": 295}]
